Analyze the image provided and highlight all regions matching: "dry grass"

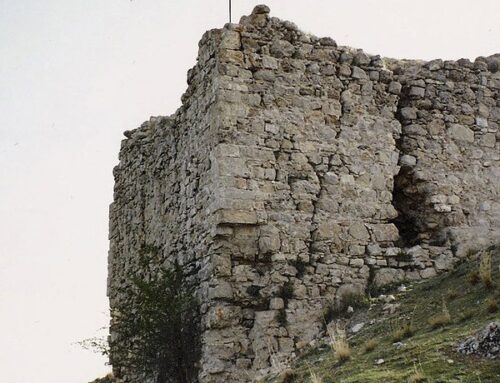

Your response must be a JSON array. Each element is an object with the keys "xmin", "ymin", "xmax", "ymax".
[
  {"xmin": 428, "ymin": 297, "xmax": 451, "ymax": 329},
  {"xmin": 268, "ymin": 338, "xmax": 288, "ymax": 376},
  {"xmin": 309, "ymin": 371, "xmax": 323, "ymax": 383},
  {"xmin": 408, "ymin": 370, "xmax": 427, "ymax": 383},
  {"xmin": 486, "ymin": 297, "xmax": 498, "ymax": 313},
  {"xmin": 363, "ymin": 338, "xmax": 379, "ymax": 353},
  {"xmin": 392, "ymin": 321, "xmax": 413, "ymax": 342},
  {"xmin": 327, "ymin": 322, "xmax": 351, "ymax": 363},
  {"xmin": 479, "ymin": 252, "xmax": 493, "ymax": 288},
  {"xmin": 407, "ymin": 363, "xmax": 427, "ymax": 383}
]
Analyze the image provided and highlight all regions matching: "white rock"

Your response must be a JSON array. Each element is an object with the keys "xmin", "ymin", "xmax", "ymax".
[{"xmin": 351, "ymin": 323, "xmax": 365, "ymax": 333}]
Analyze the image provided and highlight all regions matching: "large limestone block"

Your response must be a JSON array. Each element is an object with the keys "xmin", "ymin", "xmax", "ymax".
[
  {"xmin": 370, "ymin": 223, "xmax": 399, "ymax": 242},
  {"xmin": 448, "ymin": 124, "xmax": 474, "ymax": 142}
]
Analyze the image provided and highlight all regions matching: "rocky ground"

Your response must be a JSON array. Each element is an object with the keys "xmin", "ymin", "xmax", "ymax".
[{"xmin": 266, "ymin": 246, "xmax": 499, "ymax": 383}]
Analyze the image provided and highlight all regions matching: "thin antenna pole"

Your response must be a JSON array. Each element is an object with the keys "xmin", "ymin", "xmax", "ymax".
[{"xmin": 229, "ymin": 0, "xmax": 232, "ymax": 23}]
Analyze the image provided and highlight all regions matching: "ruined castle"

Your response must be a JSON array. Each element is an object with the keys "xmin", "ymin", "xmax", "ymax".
[{"xmin": 107, "ymin": 5, "xmax": 499, "ymax": 382}]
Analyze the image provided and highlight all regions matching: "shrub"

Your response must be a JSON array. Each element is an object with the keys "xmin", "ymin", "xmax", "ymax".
[
  {"xmin": 111, "ymin": 260, "xmax": 200, "ymax": 383},
  {"xmin": 479, "ymin": 251, "xmax": 493, "ymax": 288}
]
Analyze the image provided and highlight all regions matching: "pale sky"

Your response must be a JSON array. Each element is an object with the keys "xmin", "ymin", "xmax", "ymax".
[{"xmin": 0, "ymin": 1, "xmax": 498, "ymax": 382}]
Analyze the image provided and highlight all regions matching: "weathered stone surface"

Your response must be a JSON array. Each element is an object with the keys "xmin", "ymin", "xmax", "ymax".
[
  {"xmin": 108, "ymin": 5, "xmax": 500, "ymax": 383},
  {"xmin": 373, "ymin": 268, "xmax": 405, "ymax": 287},
  {"xmin": 448, "ymin": 124, "xmax": 475, "ymax": 142}
]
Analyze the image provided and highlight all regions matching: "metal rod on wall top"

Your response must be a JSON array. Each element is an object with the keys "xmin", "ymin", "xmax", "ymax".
[{"xmin": 229, "ymin": 0, "xmax": 232, "ymax": 23}]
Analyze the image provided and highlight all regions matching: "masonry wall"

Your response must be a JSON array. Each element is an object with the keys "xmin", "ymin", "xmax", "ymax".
[
  {"xmin": 108, "ymin": 5, "xmax": 499, "ymax": 383},
  {"xmin": 107, "ymin": 28, "xmax": 224, "ymax": 382}
]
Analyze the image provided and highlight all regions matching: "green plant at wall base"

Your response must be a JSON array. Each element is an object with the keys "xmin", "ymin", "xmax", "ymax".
[{"xmin": 111, "ymin": 260, "xmax": 201, "ymax": 383}]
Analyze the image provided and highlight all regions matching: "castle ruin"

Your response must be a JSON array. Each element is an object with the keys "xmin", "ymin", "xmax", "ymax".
[{"xmin": 107, "ymin": 5, "xmax": 499, "ymax": 382}]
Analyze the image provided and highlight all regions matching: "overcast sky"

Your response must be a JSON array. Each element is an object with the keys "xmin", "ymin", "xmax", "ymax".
[{"xmin": 0, "ymin": 1, "xmax": 498, "ymax": 382}]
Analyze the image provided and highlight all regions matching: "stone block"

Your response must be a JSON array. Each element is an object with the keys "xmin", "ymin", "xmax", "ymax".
[
  {"xmin": 371, "ymin": 224, "xmax": 399, "ymax": 242},
  {"xmin": 373, "ymin": 268, "xmax": 405, "ymax": 287},
  {"xmin": 348, "ymin": 222, "xmax": 370, "ymax": 241},
  {"xmin": 220, "ymin": 30, "xmax": 241, "ymax": 50},
  {"xmin": 388, "ymin": 81, "xmax": 402, "ymax": 95},
  {"xmin": 351, "ymin": 66, "xmax": 368, "ymax": 79},
  {"xmin": 217, "ymin": 209, "xmax": 258, "ymax": 225},
  {"xmin": 208, "ymin": 281, "xmax": 234, "ymax": 299},
  {"xmin": 448, "ymin": 124, "xmax": 474, "ymax": 142}
]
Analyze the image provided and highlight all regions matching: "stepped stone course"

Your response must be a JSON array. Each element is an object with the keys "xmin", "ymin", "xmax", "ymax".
[{"xmin": 107, "ymin": 5, "xmax": 499, "ymax": 382}]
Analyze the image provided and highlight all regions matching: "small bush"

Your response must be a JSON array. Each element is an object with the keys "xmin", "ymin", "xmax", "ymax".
[
  {"xmin": 363, "ymin": 339, "xmax": 379, "ymax": 353},
  {"xmin": 393, "ymin": 321, "xmax": 413, "ymax": 342},
  {"xmin": 486, "ymin": 297, "xmax": 498, "ymax": 313},
  {"xmin": 111, "ymin": 261, "xmax": 201, "ymax": 383},
  {"xmin": 479, "ymin": 252, "xmax": 493, "ymax": 288}
]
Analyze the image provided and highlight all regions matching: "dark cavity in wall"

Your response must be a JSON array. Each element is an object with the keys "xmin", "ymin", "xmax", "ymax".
[{"xmin": 391, "ymin": 86, "xmax": 424, "ymax": 247}]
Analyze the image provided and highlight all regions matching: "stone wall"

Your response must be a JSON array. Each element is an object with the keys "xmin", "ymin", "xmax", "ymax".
[
  {"xmin": 108, "ymin": 5, "xmax": 499, "ymax": 383},
  {"xmin": 107, "ymin": 28, "xmax": 224, "ymax": 382}
]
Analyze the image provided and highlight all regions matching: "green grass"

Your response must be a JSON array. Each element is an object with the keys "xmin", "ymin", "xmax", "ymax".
[{"xmin": 269, "ymin": 246, "xmax": 500, "ymax": 383}]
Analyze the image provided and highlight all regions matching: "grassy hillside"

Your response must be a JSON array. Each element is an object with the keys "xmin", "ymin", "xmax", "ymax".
[{"xmin": 268, "ymin": 246, "xmax": 499, "ymax": 383}]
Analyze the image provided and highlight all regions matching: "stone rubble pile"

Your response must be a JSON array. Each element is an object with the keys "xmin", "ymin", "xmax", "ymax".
[{"xmin": 457, "ymin": 321, "xmax": 500, "ymax": 359}]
